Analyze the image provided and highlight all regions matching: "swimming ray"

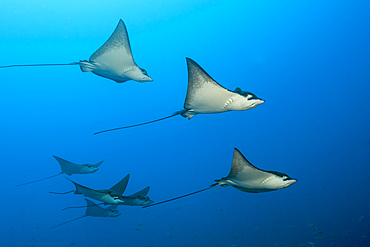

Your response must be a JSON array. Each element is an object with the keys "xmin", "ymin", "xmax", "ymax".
[
  {"xmin": 0, "ymin": 20, "xmax": 152, "ymax": 83},
  {"xmin": 143, "ymin": 148, "xmax": 297, "ymax": 208},
  {"xmin": 53, "ymin": 155, "xmax": 103, "ymax": 176},
  {"xmin": 94, "ymin": 57, "xmax": 264, "ymax": 134},
  {"xmin": 52, "ymin": 174, "xmax": 153, "ymax": 209},
  {"xmin": 51, "ymin": 199, "xmax": 120, "ymax": 229},
  {"xmin": 15, "ymin": 155, "xmax": 102, "ymax": 187}
]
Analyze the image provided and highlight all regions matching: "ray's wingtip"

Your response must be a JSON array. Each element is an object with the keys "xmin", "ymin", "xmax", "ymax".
[
  {"xmin": 186, "ymin": 57, "xmax": 194, "ymax": 63},
  {"xmin": 186, "ymin": 57, "xmax": 201, "ymax": 69}
]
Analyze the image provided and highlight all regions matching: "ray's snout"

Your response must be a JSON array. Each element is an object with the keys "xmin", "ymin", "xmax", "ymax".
[
  {"xmin": 256, "ymin": 98, "xmax": 265, "ymax": 106},
  {"xmin": 140, "ymin": 76, "xmax": 153, "ymax": 82},
  {"xmin": 284, "ymin": 178, "xmax": 297, "ymax": 188}
]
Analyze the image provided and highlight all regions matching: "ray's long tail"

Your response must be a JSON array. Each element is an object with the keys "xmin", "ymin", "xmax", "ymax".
[
  {"xmin": 0, "ymin": 62, "xmax": 79, "ymax": 69},
  {"xmin": 49, "ymin": 190, "xmax": 75, "ymax": 195},
  {"xmin": 94, "ymin": 110, "xmax": 186, "ymax": 135},
  {"xmin": 51, "ymin": 216, "xmax": 86, "ymax": 229},
  {"xmin": 143, "ymin": 183, "xmax": 219, "ymax": 208},
  {"xmin": 15, "ymin": 172, "xmax": 64, "ymax": 187},
  {"xmin": 62, "ymin": 202, "xmax": 105, "ymax": 211}
]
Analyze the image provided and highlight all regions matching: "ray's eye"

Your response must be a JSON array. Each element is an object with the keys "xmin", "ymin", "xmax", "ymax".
[
  {"xmin": 246, "ymin": 92, "xmax": 258, "ymax": 100},
  {"xmin": 109, "ymin": 192, "xmax": 120, "ymax": 200},
  {"xmin": 140, "ymin": 68, "xmax": 147, "ymax": 75}
]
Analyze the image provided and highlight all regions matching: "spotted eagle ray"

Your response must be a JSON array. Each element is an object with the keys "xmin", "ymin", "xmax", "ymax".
[
  {"xmin": 15, "ymin": 155, "xmax": 103, "ymax": 187},
  {"xmin": 143, "ymin": 148, "xmax": 297, "ymax": 208},
  {"xmin": 94, "ymin": 57, "xmax": 264, "ymax": 134},
  {"xmin": 51, "ymin": 199, "xmax": 120, "ymax": 229},
  {"xmin": 50, "ymin": 174, "xmax": 153, "ymax": 208},
  {"xmin": 0, "ymin": 19, "xmax": 152, "ymax": 83}
]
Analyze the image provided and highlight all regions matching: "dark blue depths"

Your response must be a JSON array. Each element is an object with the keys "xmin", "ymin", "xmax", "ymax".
[{"xmin": 0, "ymin": 0, "xmax": 369, "ymax": 246}]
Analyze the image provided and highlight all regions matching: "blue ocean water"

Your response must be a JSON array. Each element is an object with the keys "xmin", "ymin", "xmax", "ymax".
[{"xmin": 1, "ymin": 0, "xmax": 369, "ymax": 246}]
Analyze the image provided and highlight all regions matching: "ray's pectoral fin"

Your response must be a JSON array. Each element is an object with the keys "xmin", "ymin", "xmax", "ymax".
[
  {"xmin": 93, "ymin": 160, "xmax": 104, "ymax": 168},
  {"xmin": 109, "ymin": 174, "xmax": 130, "ymax": 195},
  {"xmin": 132, "ymin": 186, "xmax": 150, "ymax": 196}
]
